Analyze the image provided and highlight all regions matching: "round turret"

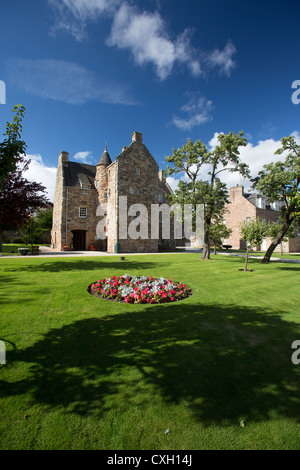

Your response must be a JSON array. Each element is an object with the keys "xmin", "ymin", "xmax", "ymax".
[{"xmin": 97, "ymin": 143, "xmax": 112, "ymax": 167}]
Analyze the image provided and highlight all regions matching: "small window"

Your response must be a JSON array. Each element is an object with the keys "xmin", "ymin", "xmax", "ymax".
[
  {"xmin": 82, "ymin": 184, "xmax": 89, "ymax": 194},
  {"xmin": 246, "ymin": 217, "xmax": 251, "ymax": 224},
  {"xmin": 257, "ymin": 197, "xmax": 265, "ymax": 209},
  {"xmin": 96, "ymin": 180, "xmax": 99, "ymax": 188},
  {"xmin": 136, "ymin": 168, "xmax": 140, "ymax": 175},
  {"xmin": 129, "ymin": 187, "xmax": 135, "ymax": 195},
  {"xmin": 79, "ymin": 207, "xmax": 87, "ymax": 218},
  {"xmin": 158, "ymin": 193, "xmax": 164, "ymax": 203},
  {"xmin": 271, "ymin": 201, "xmax": 280, "ymax": 211}
]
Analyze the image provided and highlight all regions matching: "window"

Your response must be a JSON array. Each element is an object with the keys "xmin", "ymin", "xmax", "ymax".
[
  {"xmin": 158, "ymin": 193, "xmax": 164, "ymax": 203},
  {"xmin": 136, "ymin": 168, "xmax": 140, "ymax": 175},
  {"xmin": 79, "ymin": 207, "xmax": 87, "ymax": 218},
  {"xmin": 257, "ymin": 197, "xmax": 265, "ymax": 209},
  {"xmin": 129, "ymin": 187, "xmax": 135, "ymax": 195},
  {"xmin": 271, "ymin": 201, "xmax": 280, "ymax": 211},
  {"xmin": 96, "ymin": 180, "xmax": 99, "ymax": 188},
  {"xmin": 82, "ymin": 184, "xmax": 89, "ymax": 194},
  {"xmin": 246, "ymin": 217, "xmax": 251, "ymax": 224}
]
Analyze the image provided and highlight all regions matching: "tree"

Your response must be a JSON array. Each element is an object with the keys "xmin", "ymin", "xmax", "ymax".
[
  {"xmin": 252, "ymin": 135, "xmax": 300, "ymax": 262},
  {"xmin": 210, "ymin": 218, "xmax": 232, "ymax": 255},
  {"xmin": 0, "ymin": 107, "xmax": 49, "ymax": 252},
  {"xmin": 240, "ymin": 217, "xmax": 269, "ymax": 271},
  {"xmin": 166, "ymin": 132, "xmax": 249, "ymax": 259},
  {"xmin": 35, "ymin": 207, "xmax": 53, "ymax": 232},
  {"xmin": 17, "ymin": 217, "xmax": 40, "ymax": 249},
  {"xmin": 0, "ymin": 105, "xmax": 26, "ymax": 189},
  {"xmin": 17, "ymin": 208, "xmax": 53, "ymax": 248},
  {"xmin": 267, "ymin": 217, "xmax": 299, "ymax": 256}
]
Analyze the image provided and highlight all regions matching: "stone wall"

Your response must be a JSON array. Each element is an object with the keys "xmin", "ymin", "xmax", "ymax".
[
  {"xmin": 106, "ymin": 161, "xmax": 118, "ymax": 253},
  {"xmin": 51, "ymin": 151, "xmax": 67, "ymax": 250},
  {"xmin": 223, "ymin": 185, "xmax": 300, "ymax": 252},
  {"xmin": 51, "ymin": 132, "xmax": 176, "ymax": 253},
  {"xmin": 224, "ymin": 186, "xmax": 257, "ymax": 249},
  {"xmin": 64, "ymin": 186, "xmax": 98, "ymax": 249},
  {"xmin": 115, "ymin": 133, "xmax": 159, "ymax": 253}
]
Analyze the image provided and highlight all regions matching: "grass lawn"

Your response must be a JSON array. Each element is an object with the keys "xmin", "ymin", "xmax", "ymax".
[{"xmin": 0, "ymin": 253, "xmax": 300, "ymax": 450}]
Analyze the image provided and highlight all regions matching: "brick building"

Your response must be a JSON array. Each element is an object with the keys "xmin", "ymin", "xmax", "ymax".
[
  {"xmin": 223, "ymin": 185, "xmax": 300, "ymax": 252},
  {"xmin": 51, "ymin": 131, "xmax": 175, "ymax": 253}
]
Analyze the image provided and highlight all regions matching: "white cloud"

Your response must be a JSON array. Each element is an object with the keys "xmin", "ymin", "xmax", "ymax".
[
  {"xmin": 23, "ymin": 154, "xmax": 57, "ymax": 202},
  {"xmin": 206, "ymin": 40, "xmax": 237, "ymax": 77},
  {"xmin": 172, "ymin": 92, "xmax": 213, "ymax": 130},
  {"xmin": 204, "ymin": 132, "xmax": 289, "ymax": 190},
  {"xmin": 73, "ymin": 151, "xmax": 93, "ymax": 164},
  {"xmin": 48, "ymin": 0, "xmax": 121, "ymax": 41},
  {"xmin": 107, "ymin": 3, "xmax": 202, "ymax": 81},
  {"xmin": 48, "ymin": 1, "xmax": 237, "ymax": 81},
  {"xmin": 7, "ymin": 58, "xmax": 136, "ymax": 106},
  {"xmin": 165, "ymin": 132, "xmax": 300, "ymax": 193}
]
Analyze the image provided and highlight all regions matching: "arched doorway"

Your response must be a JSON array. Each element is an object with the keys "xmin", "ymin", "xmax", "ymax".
[{"xmin": 72, "ymin": 230, "xmax": 87, "ymax": 251}]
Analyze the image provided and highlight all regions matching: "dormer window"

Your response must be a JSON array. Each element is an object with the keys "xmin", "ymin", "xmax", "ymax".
[
  {"xmin": 271, "ymin": 201, "xmax": 280, "ymax": 211},
  {"xmin": 257, "ymin": 197, "xmax": 265, "ymax": 209},
  {"xmin": 81, "ymin": 184, "xmax": 89, "ymax": 194}
]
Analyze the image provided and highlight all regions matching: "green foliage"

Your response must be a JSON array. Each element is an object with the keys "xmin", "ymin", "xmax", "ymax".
[
  {"xmin": 210, "ymin": 219, "xmax": 232, "ymax": 250},
  {"xmin": 16, "ymin": 209, "xmax": 53, "ymax": 245},
  {"xmin": 166, "ymin": 132, "xmax": 249, "ymax": 258},
  {"xmin": 252, "ymin": 135, "xmax": 300, "ymax": 210},
  {"xmin": 240, "ymin": 217, "xmax": 269, "ymax": 250},
  {"xmin": 35, "ymin": 208, "xmax": 53, "ymax": 232},
  {"xmin": 252, "ymin": 135, "xmax": 300, "ymax": 261},
  {"xmin": 240, "ymin": 217, "xmax": 269, "ymax": 270},
  {"xmin": 0, "ymin": 105, "xmax": 26, "ymax": 189},
  {"xmin": 17, "ymin": 217, "xmax": 40, "ymax": 246}
]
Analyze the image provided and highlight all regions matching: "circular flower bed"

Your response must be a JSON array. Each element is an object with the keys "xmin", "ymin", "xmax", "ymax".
[{"xmin": 88, "ymin": 274, "xmax": 192, "ymax": 304}]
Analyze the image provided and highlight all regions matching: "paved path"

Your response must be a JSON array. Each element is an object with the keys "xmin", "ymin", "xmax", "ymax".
[
  {"xmin": 0, "ymin": 246, "xmax": 180, "ymax": 259},
  {"xmin": 1, "ymin": 246, "xmax": 300, "ymax": 263}
]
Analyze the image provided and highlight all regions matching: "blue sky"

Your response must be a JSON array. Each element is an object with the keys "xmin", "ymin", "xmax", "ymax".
[{"xmin": 1, "ymin": 0, "xmax": 300, "ymax": 201}]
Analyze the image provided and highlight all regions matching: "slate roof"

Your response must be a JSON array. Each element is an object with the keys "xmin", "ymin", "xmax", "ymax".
[
  {"xmin": 97, "ymin": 147, "xmax": 112, "ymax": 166},
  {"xmin": 63, "ymin": 162, "xmax": 96, "ymax": 188}
]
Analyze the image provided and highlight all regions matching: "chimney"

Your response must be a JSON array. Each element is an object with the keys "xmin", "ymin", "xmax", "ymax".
[
  {"xmin": 158, "ymin": 170, "xmax": 166, "ymax": 181},
  {"xmin": 59, "ymin": 151, "xmax": 69, "ymax": 167},
  {"xmin": 132, "ymin": 131, "xmax": 143, "ymax": 144}
]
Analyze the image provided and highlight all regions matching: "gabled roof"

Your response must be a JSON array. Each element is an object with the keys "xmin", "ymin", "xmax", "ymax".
[
  {"xmin": 63, "ymin": 162, "xmax": 96, "ymax": 188},
  {"xmin": 115, "ymin": 140, "xmax": 159, "ymax": 170}
]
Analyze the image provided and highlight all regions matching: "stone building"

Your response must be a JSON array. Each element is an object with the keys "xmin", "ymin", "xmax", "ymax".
[
  {"xmin": 51, "ymin": 131, "xmax": 176, "ymax": 253},
  {"xmin": 223, "ymin": 185, "xmax": 300, "ymax": 252}
]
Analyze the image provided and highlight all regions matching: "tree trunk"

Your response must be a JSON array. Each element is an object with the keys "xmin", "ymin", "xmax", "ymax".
[
  {"xmin": 244, "ymin": 247, "xmax": 249, "ymax": 271},
  {"xmin": 262, "ymin": 214, "xmax": 294, "ymax": 263},
  {"xmin": 201, "ymin": 229, "xmax": 210, "ymax": 260},
  {"xmin": 0, "ymin": 230, "xmax": 3, "ymax": 253}
]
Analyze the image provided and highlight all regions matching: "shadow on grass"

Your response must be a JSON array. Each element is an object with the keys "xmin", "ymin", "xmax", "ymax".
[
  {"xmin": 0, "ymin": 274, "xmax": 34, "ymax": 305},
  {"xmin": 2, "ymin": 301, "xmax": 300, "ymax": 426},
  {"xmin": 2, "ymin": 259, "xmax": 161, "ymax": 273}
]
